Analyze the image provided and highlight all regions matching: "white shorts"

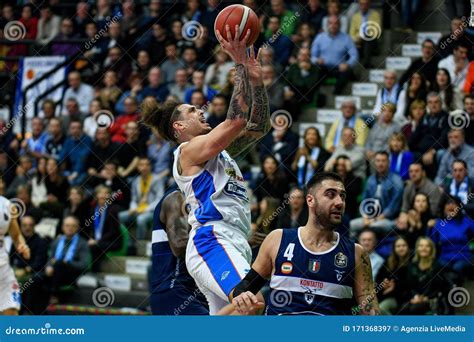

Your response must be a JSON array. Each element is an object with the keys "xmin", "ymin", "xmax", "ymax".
[
  {"xmin": 0, "ymin": 263, "xmax": 21, "ymax": 312},
  {"xmin": 186, "ymin": 223, "xmax": 252, "ymax": 314}
]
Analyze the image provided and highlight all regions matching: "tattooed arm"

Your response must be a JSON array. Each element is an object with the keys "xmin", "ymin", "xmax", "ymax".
[{"xmin": 353, "ymin": 244, "xmax": 380, "ymax": 315}]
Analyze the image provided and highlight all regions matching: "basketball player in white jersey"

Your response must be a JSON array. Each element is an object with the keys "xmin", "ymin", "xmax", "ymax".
[
  {"xmin": 142, "ymin": 26, "xmax": 270, "ymax": 314},
  {"xmin": 0, "ymin": 196, "xmax": 30, "ymax": 315}
]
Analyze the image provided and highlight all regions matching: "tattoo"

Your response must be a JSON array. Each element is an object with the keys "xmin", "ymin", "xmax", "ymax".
[
  {"xmin": 357, "ymin": 250, "xmax": 381, "ymax": 315},
  {"xmin": 246, "ymin": 85, "xmax": 271, "ymax": 134},
  {"xmin": 227, "ymin": 64, "xmax": 251, "ymax": 121}
]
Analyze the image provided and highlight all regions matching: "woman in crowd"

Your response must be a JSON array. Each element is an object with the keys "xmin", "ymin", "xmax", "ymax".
[
  {"xmin": 388, "ymin": 133, "xmax": 414, "ymax": 181},
  {"xmin": 63, "ymin": 186, "xmax": 91, "ymax": 237},
  {"xmin": 253, "ymin": 155, "xmax": 289, "ymax": 204},
  {"xmin": 40, "ymin": 157, "xmax": 69, "ymax": 218},
  {"xmin": 249, "ymin": 196, "xmax": 280, "ymax": 259},
  {"xmin": 401, "ymin": 193, "xmax": 436, "ymax": 247},
  {"xmin": 402, "ymin": 100, "xmax": 425, "ymax": 141},
  {"xmin": 376, "ymin": 236, "xmax": 411, "ymax": 315},
  {"xmin": 31, "ymin": 157, "xmax": 48, "ymax": 208},
  {"xmin": 292, "ymin": 127, "xmax": 330, "ymax": 187},
  {"xmin": 431, "ymin": 68, "xmax": 462, "ymax": 111},
  {"xmin": 397, "ymin": 72, "xmax": 428, "ymax": 123},
  {"xmin": 204, "ymin": 45, "xmax": 233, "ymax": 91}
]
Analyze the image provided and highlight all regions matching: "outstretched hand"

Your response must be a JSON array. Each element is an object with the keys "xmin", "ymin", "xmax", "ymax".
[
  {"xmin": 247, "ymin": 46, "xmax": 263, "ymax": 86},
  {"xmin": 216, "ymin": 25, "xmax": 250, "ymax": 65}
]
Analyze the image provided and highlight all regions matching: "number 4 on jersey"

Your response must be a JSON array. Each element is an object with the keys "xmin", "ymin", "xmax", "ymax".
[{"xmin": 283, "ymin": 243, "xmax": 295, "ymax": 261}]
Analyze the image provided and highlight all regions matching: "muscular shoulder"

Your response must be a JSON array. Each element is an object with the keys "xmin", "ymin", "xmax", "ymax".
[{"xmin": 260, "ymin": 229, "xmax": 284, "ymax": 259}]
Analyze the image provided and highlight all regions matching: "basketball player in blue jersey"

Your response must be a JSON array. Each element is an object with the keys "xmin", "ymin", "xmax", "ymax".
[
  {"xmin": 142, "ymin": 26, "xmax": 270, "ymax": 314},
  {"xmin": 227, "ymin": 172, "xmax": 380, "ymax": 315},
  {"xmin": 149, "ymin": 184, "xmax": 209, "ymax": 315}
]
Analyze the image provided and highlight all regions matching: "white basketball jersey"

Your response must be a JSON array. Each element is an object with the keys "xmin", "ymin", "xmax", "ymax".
[
  {"xmin": 173, "ymin": 143, "xmax": 251, "ymax": 236},
  {"xmin": 0, "ymin": 196, "xmax": 12, "ymax": 266}
]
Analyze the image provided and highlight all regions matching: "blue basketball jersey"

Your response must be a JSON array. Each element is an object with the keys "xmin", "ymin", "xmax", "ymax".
[
  {"xmin": 266, "ymin": 228, "xmax": 356, "ymax": 315},
  {"xmin": 150, "ymin": 185, "xmax": 197, "ymax": 293}
]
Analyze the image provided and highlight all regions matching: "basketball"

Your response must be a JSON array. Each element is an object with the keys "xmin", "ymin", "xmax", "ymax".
[{"xmin": 214, "ymin": 5, "xmax": 260, "ymax": 46}]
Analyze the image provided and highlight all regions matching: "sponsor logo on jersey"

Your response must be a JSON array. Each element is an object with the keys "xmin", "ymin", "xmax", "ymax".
[
  {"xmin": 225, "ymin": 168, "xmax": 244, "ymax": 182},
  {"xmin": 308, "ymin": 259, "xmax": 321, "ymax": 273},
  {"xmin": 221, "ymin": 270, "xmax": 230, "ymax": 281},
  {"xmin": 335, "ymin": 270, "xmax": 345, "ymax": 282},
  {"xmin": 334, "ymin": 252, "xmax": 347, "ymax": 268},
  {"xmin": 281, "ymin": 262, "xmax": 293, "ymax": 274},
  {"xmin": 300, "ymin": 279, "xmax": 324, "ymax": 289},
  {"xmin": 304, "ymin": 293, "xmax": 315, "ymax": 304}
]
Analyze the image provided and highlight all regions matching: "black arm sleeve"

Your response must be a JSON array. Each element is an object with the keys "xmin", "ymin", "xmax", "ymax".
[{"xmin": 231, "ymin": 268, "xmax": 267, "ymax": 299}]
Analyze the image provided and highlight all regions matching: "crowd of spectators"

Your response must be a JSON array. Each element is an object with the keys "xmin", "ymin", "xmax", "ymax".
[{"xmin": 0, "ymin": 0, "xmax": 473, "ymax": 315}]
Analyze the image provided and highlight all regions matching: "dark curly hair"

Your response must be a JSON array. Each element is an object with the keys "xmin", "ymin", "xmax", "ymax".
[{"xmin": 141, "ymin": 98, "xmax": 183, "ymax": 143}]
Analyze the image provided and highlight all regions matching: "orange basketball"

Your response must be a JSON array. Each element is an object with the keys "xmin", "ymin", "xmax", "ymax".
[{"xmin": 214, "ymin": 5, "xmax": 260, "ymax": 47}]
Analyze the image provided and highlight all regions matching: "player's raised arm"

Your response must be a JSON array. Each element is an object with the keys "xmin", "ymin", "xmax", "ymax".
[{"xmin": 353, "ymin": 244, "xmax": 380, "ymax": 315}]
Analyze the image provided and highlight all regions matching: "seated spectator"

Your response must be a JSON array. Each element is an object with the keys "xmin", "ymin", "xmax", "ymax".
[
  {"xmin": 62, "ymin": 71, "xmax": 94, "ymax": 116},
  {"xmin": 332, "ymin": 155, "xmax": 363, "ymax": 219},
  {"xmin": 115, "ymin": 75, "xmax": 144, "ymax": 115},
  {"xmin": 358, "ymin": 228, "xmax": 384, "ymax": 280},
  {"xmin": 399, "ymin": 237, "xmax": 447, "ymax": 315},
  {"xmin": 403, "ymin": 193, "xmax": 436, "ymax": 247},
  {"xmin": 324, "ymin": 100, "xmax": 368, "ymax": 153},
  {"xmin": 284, "ymin": 47, "xmax": 320, "ymax": 117},
  {"xmin": 169, "ymin": 69, "xmax": 191, "ymax": 103},
  {"xmin": 98, "ymin": 70, "xmax": 122, "ymax": 110},
  {"xmin": 161, "ymin": 42, "xmax": 182, "ymax": 85},
  {"xmin": 86, "ymin": 128, "xmax": 120, "ymax": 178},
  {"xmin": 184, "ymin": 70, "xmax": 217, "ymax": 104},
  {"xmin": 5, "ymin": 155, "xmax": 35, "ymax": 198},
  {"xmin": 63, "ymin": 186, "xmax": 91, "ymax": 237},
  {"xmin": 132, "ymin": 50, "xmax": 152, "ymax": 81},
  {"xmin": 373, "ymin": 71, "xmax": 404, "ymax": 118},
  {"xmin": 109, "ymin": 97, "xmax": 140, "ymax": 143},
  {"xmin": 89, "ymin": 159, "xmax": 130, "ymax": 209},
  {"xmin": 437, "ymin": 17, "xmax": 472, "ymax": 59},
  {"xmin": 119, "ymin": 158, "xmax": 163, "ymax": 240},
  {"xmin": 325, "ymin": 127, "xmax": 367, "ymax": 180},
  {"xmin": 59, "ymin": 119, "xmax": 93, "ymax": 186},
  {"xmin": 432, "ymin": 68, "xmax": 463, "ymax": 112},
  {"xmin": 102, "ymin": 47, "xmax": 133, "ymax": 89},
  {"xmin": 300, "ymin": 0, "xmax": 327, "ymax": 32},
  {"xmin": 51, "ymin": 18, "xmax": 80, "ymax": 56},
  {"xmin": 259, "ymin": 46, "xmax": 283, "ymax": 76},
  {"xmin": 180, "ymin": 46, "xmax": 206, "ymax": 77},
  {"xmin": 262, "ymin": 65, "xmax": 284, "ymax": 112},
  {"xmin": 430, "ymin": 197, "xmax": 474, "ymax": 281},
  {"xmin": 463, "ymin": 94, "xmax": 474, "ymax": 146},
  {"xmin": 31, "ymin": 157, "xmax": 48, "ymax": 208},
  {"xmin": 322, "ymin": 0, "xmax": 348, "ymax": 33},
  {"xmin": 388, "ymin": 133, "xmax": 414, "ymax": 181},
  {"xmin": 311, "ymin": 15, "xmax": 358, "ymax": 94},
  {"xmin": 41, "ymin": 158, "xmax": 70, "ymax": 218},
  {"xmin": 258, "ymin": 127, "xmax": 299, "ymax": 175},
  {"xmin": 400, "ymin": 39, "xmax": 439, "ymax": 88},
  {"xmin": 15, "ymin": 185, "xmax": 43, "ymax": 224},
  {"xmin": 275, "ymin": 187, "xmax": 308, "ymax": 229},
  {"xmin": 117, "ymin": 121, "xmax": 147, "ymax": 179},
  {"xmin": 365, "ymin": 103, "xmax": 401, "ymax": 162},
  {"xmin": 190, "ymin": 90, "xmax": 209, "ymax": 115},
  {"xmin": 36, "ymin": 4, "xmax": 61, "ymax": 46},
  {"xmin": 139, "ymin": 23, "xmax": 167, "ymax": 64},
  {"xmin": 350, "ymin": 151, "xmax": 404, "ymax": 236},
  {"xmin": 376, "ymin": 236, "xmax": 410, "ymax": 315},
  {"xmin": 291, "ymin": 23, "xmax": 316, "ymax": 55},
  {"xmin": 441, "ymin": 159, "xmax": 474, "ymax": 218},
  {"xmin": 402, "ymin": 100, "xmax": 426, "ymax": 141},
  {"xmin": 86, "ymin": 186, "xmax": 122, "ymax": 271},
  {"xmin": 206, "ymin": 94, "xmax": 228, "ymax": 128},
  {"xmin": 249, "ymin": 196, "xmax": 281, "ymax": 257},
  {"xmin": 349, "ymin": 0, "xmax": 381, "ymax": 67},
  {"xmin": 20, "ymin": 117, "xmax": 48, "ymax": 162},
  {"xmin": 140, "ymin": 67, "xmax": 169, "ymax": 103},
  {"xmin": 62, "ymin": 98, "xmax": 86, "ymax": 130},
  {"xmin": 43, "ymin": 118, "xmax": 66, "ymax": 160},
  {"xmin": 83, "ymin": 100, "xmax": 102, "ymax": 140},
  {"xmin": 43, "ymin": 216, "xmax": 90, "ymax": 303},
  {"xmin": 435, "ymin": 129, "xmax": 474, "ymax": 185},
  {"xmin": 438, "ymin": 43, "xmax": 469, "ymax": 92},
  {"xmin": 219, "ymin": 68, "xmax": 236, "ymax": 102},
  {"xmin": 266, "ymin": 0, "xmax": 298, "ymax": 37},
  {"xmin": 408, "ymin": 93, "xmax": 449, "ymax": 177},
  {"xmin": 40, "ymin": 99, "xmax": 56, "ymax": 126},
  {"xmin": 10, "ymin": 215, "xmax": 49, "ymax": 314},
  {"xmin": 292, "ymin": 127, "xmax": 330, "ymax": 187},
  {"xmin": 266, "ymin": 16, "xmax": 293, "ymax": 66},
  {"xmin": 147, "ymin": 129, "xmax": 172, "ymax": 178},
  {"xmin": 204, "ymin": 45, "xmax": 234, "ymax": 91},
  {"xmin": 253, "ymin": 155, "xmax": 289, "ymax": 204},
  {"xmin": 396, "ymin": 72, "xmax": 429, "ymax": 124}
]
